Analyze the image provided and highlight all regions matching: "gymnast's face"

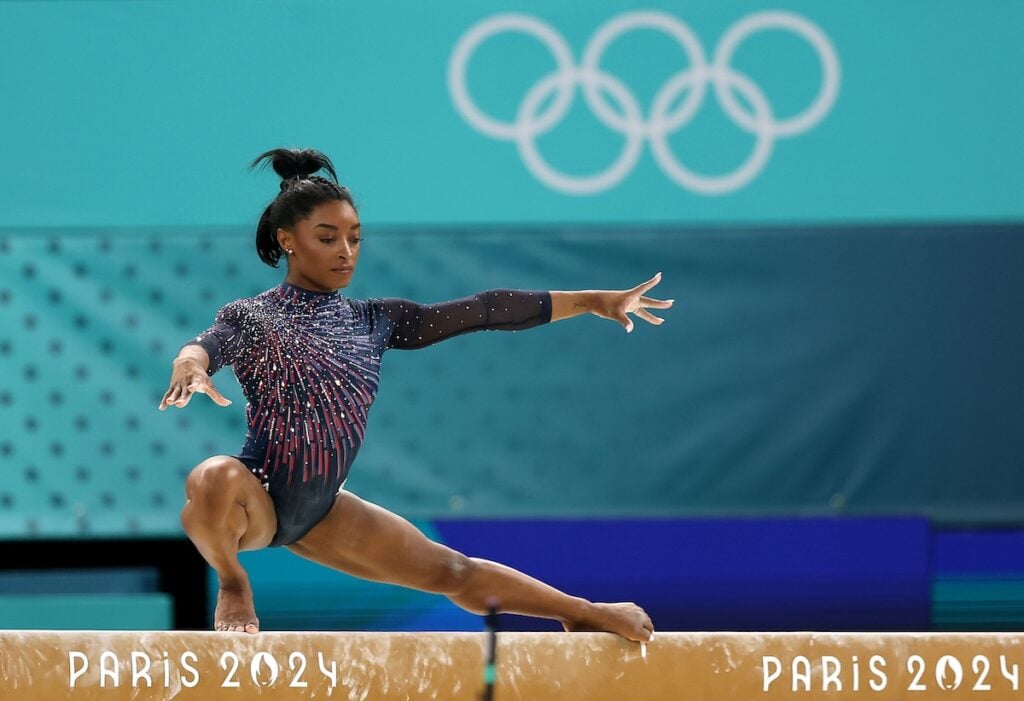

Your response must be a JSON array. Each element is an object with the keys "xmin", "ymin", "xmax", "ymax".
[{"xmin": 278, "ymin": 199, "xmax": 361, "ymax": 293}]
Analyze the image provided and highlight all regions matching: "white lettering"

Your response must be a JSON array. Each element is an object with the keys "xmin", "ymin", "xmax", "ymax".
[
  {"xmin": 793, "ymin": 656, "xmax": 811, "ymax": 691},
  {"xmin": 317, "ymin": 652, "xmax": 338, "ymax": 687},
  {"xmin": 99, "ymin": 651, "xmax": 120, "ymax": 688},
  {"xmin": 852, "ymin": 655, "xmax": 860, "ymax": 691},
  {"xmin": 162, "ymin": 651, "xmax": 171, "ymax": 687},
  {"xmin": 289, "ymin": 652, "xmax": 308, "ymax": 688},
  {"xmin": 972, "ymin": 655, "xmax": 991, "ymax": 691},
  {"xmin": 130, "ymin": 652, "xmax": 152, "ymax": 688},
  {"xmin": 68, "ymin": 651, "xmax": 88, "ymax": 687},
  {"xmin": 908, "ymin": 655, "xmax": 926, "ymax": 691},
  {"xmin": 220, "ymin": 651, "xmax": 240, "ymax": 687},
  {"xmin": 1001, "ymin": 656, "xmax": 1020, "ymax": 691},
  {"xmin": 762, "ymin": 656, "xmax": 782, "ymax": 691},
  {"xmin": 180, "ymin": 651, "xmax": 200, "ymax": 688},
  {"xmin": 869, "ymin": 655, "xmax": 887, "ymax": 691},
  {"xmin": 821, "ymin": 655, "xmax": 842, "ymax": 691}
]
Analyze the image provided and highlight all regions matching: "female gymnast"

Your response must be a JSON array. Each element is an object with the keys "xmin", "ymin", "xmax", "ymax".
[{"xmin": 158, "ymin": 148, "xmax": 673, "ymax": 642}]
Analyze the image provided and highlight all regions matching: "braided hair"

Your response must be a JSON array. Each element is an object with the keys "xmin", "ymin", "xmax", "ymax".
[{"xmin": 249, "ymin": 147, "xmax": 358, "ymax": 268}]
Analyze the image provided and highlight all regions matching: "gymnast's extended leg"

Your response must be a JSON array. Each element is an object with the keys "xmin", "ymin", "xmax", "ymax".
[
  {"xmin": 287, "ymin": 491, "xmax": 654, "ymax": 642},
  {"xmin": 180, "ymin": 455, "xmax": 278, "ymax": 633}
]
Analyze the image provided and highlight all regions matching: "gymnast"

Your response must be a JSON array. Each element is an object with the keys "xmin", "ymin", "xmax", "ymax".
[{"xmin": 158, "ymin": 148, "xmax": 672, "ymax": 642}]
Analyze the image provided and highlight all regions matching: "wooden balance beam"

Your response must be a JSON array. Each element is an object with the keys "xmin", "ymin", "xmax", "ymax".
[{"xmin": 1, "ymin": 631, "xmax": 1022, "ymax": 699}]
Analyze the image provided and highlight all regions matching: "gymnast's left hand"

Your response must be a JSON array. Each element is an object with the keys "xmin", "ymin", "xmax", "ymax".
[{"xmin": 590, "ymin": 272, "xmax": 674, "ymax": 333}]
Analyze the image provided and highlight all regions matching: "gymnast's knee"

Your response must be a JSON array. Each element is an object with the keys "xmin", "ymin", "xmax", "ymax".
[
  {"xmin": 184, "ymin": 455, "xmax": 249, "ymax": 505},
  {"xmin": 430, "ymin": 551, "xmax": 477, "ymax": 596}
]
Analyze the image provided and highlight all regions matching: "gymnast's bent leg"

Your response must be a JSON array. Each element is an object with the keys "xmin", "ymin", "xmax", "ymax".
[
  {"xmin": 180, "ymin": 455, "xmax": 278, "ymax": 633},
  {"xmin": 287, "ymin": 491, "xmax": 655, "ymax": 642}
]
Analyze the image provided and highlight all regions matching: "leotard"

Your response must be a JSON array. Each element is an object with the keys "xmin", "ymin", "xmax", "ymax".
[{"xmin": 180, "ymin": 280, "xmax": 552, "ymax": 546}]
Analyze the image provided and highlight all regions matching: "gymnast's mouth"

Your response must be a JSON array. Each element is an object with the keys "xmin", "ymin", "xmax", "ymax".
[{"xmin": 331, "ymin": 267, "xmax": 354, "ymax": 273}]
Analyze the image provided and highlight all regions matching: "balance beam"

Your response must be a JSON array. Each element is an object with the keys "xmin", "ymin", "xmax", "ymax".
[{"xmin": 1, "ymin": 631, "xmax": 1022, "ymax": 699}]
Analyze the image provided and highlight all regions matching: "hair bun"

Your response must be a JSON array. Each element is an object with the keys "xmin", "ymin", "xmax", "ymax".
[{"xmin": 249, "ymin": 147, "xmax": 340, "ymax": 185}]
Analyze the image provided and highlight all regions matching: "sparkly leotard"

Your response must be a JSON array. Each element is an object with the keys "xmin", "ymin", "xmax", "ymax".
[{"xmin": 181, "ymin": 280, "xmax": 552, "ymax": 547}]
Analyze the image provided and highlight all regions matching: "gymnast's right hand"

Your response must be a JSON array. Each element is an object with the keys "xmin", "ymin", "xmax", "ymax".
[{"xmin": 158, "ymin": 358, "xmax": 232, "ymax": 410}]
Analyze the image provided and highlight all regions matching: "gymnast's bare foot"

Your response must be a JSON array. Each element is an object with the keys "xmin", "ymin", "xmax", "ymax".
[
  {"xmin": 214, "ymin": 586, "xmax": 260, "ymax": 634},
  {"xmin": 563, "ymin": 602, "xmax": 654, "ymax": 643}
]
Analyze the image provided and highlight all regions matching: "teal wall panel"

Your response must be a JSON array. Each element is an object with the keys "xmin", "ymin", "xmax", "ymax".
[
  {"xmin": 0, "ymin": 594, "xmax": 172, "ymax": 630},
  {"xmin": 1, "ymin": 0, "xmax": 1021, "ymax": 226},
  {"xmin": 1, "ymin": 222, "xmax": 1021, "ymax": 538}
]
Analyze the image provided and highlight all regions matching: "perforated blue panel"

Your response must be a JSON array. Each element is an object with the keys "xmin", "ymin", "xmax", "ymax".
[{"xmin": 1, "ymin": 223, "xmax": 1022, "ymax": 539}]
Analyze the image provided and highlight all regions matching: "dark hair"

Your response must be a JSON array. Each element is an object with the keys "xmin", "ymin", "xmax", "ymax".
[{"xmin": 249, "ymin": 147, "xmax": 358, "ymax": 268}]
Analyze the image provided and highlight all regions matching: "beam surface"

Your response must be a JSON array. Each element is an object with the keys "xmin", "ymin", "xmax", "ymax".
[{"xmin": 1, "ymin": 631, "xmax": 1023, "ymax": 699}]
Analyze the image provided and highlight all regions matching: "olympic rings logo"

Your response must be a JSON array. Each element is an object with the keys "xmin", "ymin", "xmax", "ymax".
[{"xmin": 448, "ymin": 11, "xmax": 840, "ymax": 196}]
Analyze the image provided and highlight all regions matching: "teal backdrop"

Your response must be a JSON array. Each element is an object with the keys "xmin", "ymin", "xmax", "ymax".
[
  {"xmin": 0, "ymin": 222, "xmax": 1021, "ymax": 538},
  {"xmin": 0, "ymin": 0, "xmax": 1021, "ymax": 226},
  {"xmin": 0, "ymin": 0, "xmax": 1022, "ymax": 540}
]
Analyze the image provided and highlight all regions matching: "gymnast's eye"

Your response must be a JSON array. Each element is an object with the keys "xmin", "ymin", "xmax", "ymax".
[
  {"xmin": 320, "ymin": 239, "xmax": 334, "ymax": 244},
  {"xmin": 351, "ymin": 237, "xmax": 362, "ymax": 244}
]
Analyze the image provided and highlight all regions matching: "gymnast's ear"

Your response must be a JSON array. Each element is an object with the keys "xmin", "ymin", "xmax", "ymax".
[{"xmin": 276, "ymin": 227, "xmax": 293, "ymax": 251}]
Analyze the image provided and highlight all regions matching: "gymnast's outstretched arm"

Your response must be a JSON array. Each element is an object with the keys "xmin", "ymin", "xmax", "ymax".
[
  {"xmin": 381, "ymin": 288, "xmax": 550, "ymax": 350},
  {"xmin": 382, "ymin": 272, "xmax": 672, "ymax": 350}
]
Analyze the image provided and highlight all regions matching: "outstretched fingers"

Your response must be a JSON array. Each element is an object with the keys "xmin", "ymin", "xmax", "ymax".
[
  {"xmin": 158, "ymin": 387, "xmax": 181, "ymax": 411},
  {"xmin": 207, "ymin": 387, "xmax": 232, "ymax": 406},
  {"xmin": 174, "ymin": 385, "xmax": 199, "ymax": 408},
  {"xmin": 158, "ymin": 381, "xmax": 231, "ymax": 410},
  {"xmin": 633, "ymin": 271, "xmax": 663, "ymax": 295},
  {"xmin": 197, "ymin": 380, "xmax": 232, "ymax": 406},
  {"xmin": 634, "ymin": 308, "xmax": 664, "ymax": 325},
  {"xmin": 640, "ymin": 295, "xmax": 674, "ymax": 309},
  {"xmin": 181, "ymin": 382, "xmax": 231, "ymax": 408}
]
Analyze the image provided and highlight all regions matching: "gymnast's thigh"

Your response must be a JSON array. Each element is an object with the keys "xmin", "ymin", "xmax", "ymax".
[{"xmin": 285, "ymin": 490, "xmax": 464, "ymax": 590}]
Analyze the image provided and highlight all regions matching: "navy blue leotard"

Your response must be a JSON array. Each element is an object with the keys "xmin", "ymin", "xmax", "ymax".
[{"xmin": 180, "ymin": 280, "xmax": 552, "ymax": 547}]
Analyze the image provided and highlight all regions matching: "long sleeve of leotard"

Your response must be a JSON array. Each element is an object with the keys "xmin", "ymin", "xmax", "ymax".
[
  {"xmin": 380, "ymin": 289, "xmax": 552, "ymax": 350},
  {"xmin": 178, "ymin": 299, "xmax": 246, "ymax": 376}
]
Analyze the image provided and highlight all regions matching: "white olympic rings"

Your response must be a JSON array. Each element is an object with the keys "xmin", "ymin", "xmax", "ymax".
[{"xmin": 448, "ymin": 11, "xmax": 840, "ymax": 196}]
